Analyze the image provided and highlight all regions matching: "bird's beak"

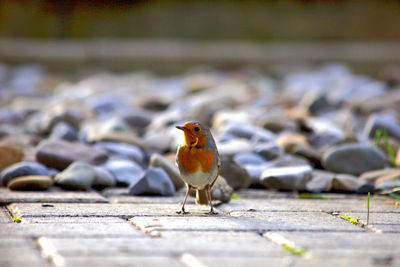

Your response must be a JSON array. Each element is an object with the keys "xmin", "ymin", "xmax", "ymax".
[{"xmin": 176, "ymin": 126, "xmax": 187, "ymax": 131}]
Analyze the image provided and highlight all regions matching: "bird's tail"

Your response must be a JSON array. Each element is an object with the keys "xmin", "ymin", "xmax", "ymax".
[{"xmin": 195, "ymin": 189, "xmax": 209, "ymax": 206}]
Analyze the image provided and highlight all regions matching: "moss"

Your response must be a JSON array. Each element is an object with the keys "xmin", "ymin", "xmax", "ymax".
[
  {"xmin": 340, "ymin": 215, "xmax": 359, "ymax": 225},
  {"xmin": 298, "ymin": 193, "xmax": 330, "ymax": 200},
  {"xmin": 282, "ymin": 244, "xmax": 306, "ymax": 256},
  {"xmin": 12, "ymin": 217, "xmax": 22, "ymax": 223},
  {"xmin": 349, "ymin": 218, "xmax": 359, "ymax": 225},
  {"xmin": 231, "ymin": 194, "xmax": 243, "ymax": 200}
]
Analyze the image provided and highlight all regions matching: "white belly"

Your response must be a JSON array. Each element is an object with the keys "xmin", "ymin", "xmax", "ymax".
[{"xmin": 181, "ymin": 168, "xmax": 218, "ymax": 189}]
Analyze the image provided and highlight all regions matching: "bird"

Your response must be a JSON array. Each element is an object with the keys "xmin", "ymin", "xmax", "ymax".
[{"xmin": 175, "ymin": 121, "xmax": 220, "ymax": 215}]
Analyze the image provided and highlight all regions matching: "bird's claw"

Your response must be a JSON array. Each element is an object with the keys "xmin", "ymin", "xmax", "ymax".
[{"xmin": 176, "ymin": 210, "xmax": 190, "ymax": 215}]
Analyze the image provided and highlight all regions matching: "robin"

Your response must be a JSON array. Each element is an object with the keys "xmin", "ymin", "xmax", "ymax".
[{"xmin": 176, "ymin": 121, "xmax": 220, "ymax": 215}]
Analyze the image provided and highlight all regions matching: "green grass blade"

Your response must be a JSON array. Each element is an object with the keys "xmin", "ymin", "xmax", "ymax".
[{"xmin": 367, "ymin": 192, "xmax": 370, "ymax": 225}]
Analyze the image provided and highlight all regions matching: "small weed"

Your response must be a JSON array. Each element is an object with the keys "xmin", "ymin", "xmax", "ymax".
[
  {"xmin": 367, "ymin": 192, "xmax": 370, "ymax": 225},
  {"xmin": 12, "ymin": 217, "xmax": 22, "ymax": 223},
  {"xmin": 340, "ymin": 215, "xmax": 358, "ymax": 225},
  {"xmin": 374, "ymin": 128, "xmax": 397, "ymax": 167},
  {"xmin": 231, "ymin": 194, "xmax": 243, "ymax": 200},
  {"xmin": 298, "ymin": 193, "xmax": 330, "ymax": 200},
  {"xmin": 282, "ymin": 244, "xmax": 306, "ymax": 256}
]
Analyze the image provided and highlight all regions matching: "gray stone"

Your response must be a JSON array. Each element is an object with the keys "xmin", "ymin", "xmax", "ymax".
[
  {"xmin": 219, "ymin": 156, "xmax": 251, "ymax": 190},
  {"xmin": 149, "ymin": 153, "xmax": 185, "ymax": 190},
  {"xmin": 55, "ymin": 162, "xmax": 115, "ymax": 190},
  {"xmin": 244, "ymin": 163, "xmax": 272, "ymax": 186},
  {"xmin": 36, "ymin": 139, "xmax": 108, "ymax": 170},
  {"xmin": 233, "ymin": 152, "xmax": 267, "ymax": 166},
  {"xmin": 260, "ymin": 165, "xmax": 312, "ymax": 191},
  {"xmin": 129, "ymin": 168, "xmax": 175, "ymax": 196},
  {"xmin": 271, "ymin": 154, "xmax": 310, "ymax": 167},
  {"xmin": 253, "ymin": 142, "xmax": 282, "ymax": 160},
  {"xmin": 26, "ymin": 105, "xmax": 86, "ymax": 135},
  {"xmin": 122, "ymin": 109, "xmax": 153, "ymax": 135},
  {"xmin": 94, "ymin": 142, "xmax": 144, "ymax": 164},
  {"xmin": 221, "ymin": 123, "xmax": 276, "ymax": 143},
  {"xmin": 217, "ymin": 138, "xmax": 253, "ymax": 157},
  {"xmin": 210, "ymin": 176, "xmax": 233, "ymax": 203},
  {"xmin": 100, "ymin": 157, "xmax": 144, "ymax": 186},
  {"xmin": 322, "ymin": 144, "xmax": 386, "ymax": 175},
  {"xmin": 331, "ymin": 174, "xmax": 375, "ymax": 193},
  {"xmin": 359, "ymin": 168, "xmax": 400, "ymax": 184},
  {"xmin": 306, "ymin": 170, "xmax": 334, "ymax": 192},
  {"xmin": 364, "ymin": 113, "xmax": 400, "ymax": 141},
  {"xmin": 7, "ymin": 175, "xmax": 53, "ymax": 191},
  {"xmin": 1, "ymin": 161, "xmax": 49, "ymax": 186},
  {"xmin": 49, "ymin": 121, "xmax": 78, "ymax": 141}
]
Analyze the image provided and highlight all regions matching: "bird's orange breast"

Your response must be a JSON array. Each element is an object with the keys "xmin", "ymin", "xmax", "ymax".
[{"xmin": 178, "ymin": 146, "xmax": 215, "ymax": 173}]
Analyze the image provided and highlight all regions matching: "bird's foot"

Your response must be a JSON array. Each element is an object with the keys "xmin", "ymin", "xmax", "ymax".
[
  {"xmin": 206, "ymin": 209, "xmax": 218, "ymax": 215},
  {"xmin": 176, "ymin": 209, "xmax": 190, "ymax": 215}
]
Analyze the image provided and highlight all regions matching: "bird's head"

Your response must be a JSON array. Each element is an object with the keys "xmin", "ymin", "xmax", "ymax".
[{"xmin": 176, "ymin": 121, "xmax": 207, "ymax": 148}]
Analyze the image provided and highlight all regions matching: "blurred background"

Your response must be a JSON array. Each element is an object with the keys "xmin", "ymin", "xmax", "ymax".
[{"xmin": 1, "ymin": 0, "xmax": 400, "ymax": 74}]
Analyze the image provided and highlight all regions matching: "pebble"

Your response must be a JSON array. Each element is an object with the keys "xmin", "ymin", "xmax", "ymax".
[
  {"xmin": 35, "ymin": 139, "xmax": 108, "ymax": 170},
  {"xmin": 233, "ymin": 152, "xmax": 267, "ymax": 166},
  {"xmin": 7, "ymin": 175, "xmax": 53, "ymax": 191},
  {"xmin": 253, "ymin": 142, "xmax": 282, "ymax": 160},
  {"xmin": 210, "ymin": 176, "xmax": 233, "ymax": 203},
  {"xmin": 219, "ymin": 156, "xmax": 251, "ymax": 190},
  {"xmin": 0, "ymin": 144, "xmax": 24, "ymax": 170},
  {"xmin": 129, "ymin": 168, "xmax": 175, "ymax": 196},
  {"xmin": 260, "ymin": 165, "xmax": 312, "ymax": 191},
  {"xmin": 49, "ymin": 122, "xmax": 78, "ymax": 141},
  {"xmin": 276, "ymin": 132, "xmax": 309, "ymax": 153},
  {"xmin": 100, "ymin": 157, "xmax": 144, "ymax": 186},
  {"xmin": 363, "ymin": 113, "xmax": 400, "ymax": 141},
  {"xmin": 149, "ymin": 153, "xmax": 185, "ymax": 190},
  {"xmin": 217, "ymin": 139, "xmax": 253, "ymax": 157},
  {"xmin": 359, "ymin": 168, "xmax": 400, "ymax": 184},
  {"xmin": 94, "ymin": 142, "xmax": 144, "ymax": 165},
  {"xmin": 331, "ymin": 174, "xmax": 375, "ymax": 193},
  {"xmin": 0, "ymin": 63, "xmax": 397, "ymax": 195},
  {"xmin": 306, "ymin": 170, "xmax": 335, "ymax": 193},
  {"xmin": 322, "ymin": 144, "xmax": 386, "ymax": 175},
  {"xmin": 1, "ymin": 161, "xmax": 49, "ymax": 186},
  {"xmin": 244, "ymin": 163, "xmax": 273, "ymax": 187},
  {"xmin": 55, "ymin": 161, "xmax": 115, "ymax": 190},
  {"xmin": 221, "ymin": 123, "xmax": 276, "ymax": 143}
]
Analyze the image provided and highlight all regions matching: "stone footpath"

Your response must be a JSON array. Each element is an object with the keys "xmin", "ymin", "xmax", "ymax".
[{"xmin": 1, "ymin": 188, "xmax": 399, "ymax": 267}]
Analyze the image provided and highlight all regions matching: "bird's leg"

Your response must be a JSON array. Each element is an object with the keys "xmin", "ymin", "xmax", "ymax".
[
  {"xmin": 206, "ymin": 185, "xmax": 218, "ymax": 215},
  {"xmin": 177, "ymin": 185, "xmax": 191, "ymax": 214}
]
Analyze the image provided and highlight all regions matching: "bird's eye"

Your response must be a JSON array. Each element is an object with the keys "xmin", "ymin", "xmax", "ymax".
[{"xmin": 194, "ymin": 127, "xmax": 200, "ymax": 132}]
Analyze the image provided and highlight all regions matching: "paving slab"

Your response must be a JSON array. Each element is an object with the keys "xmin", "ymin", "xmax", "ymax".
[
  {"xmin": 0, "ymin": 218, "xmax": 145, "ymax": 238},
  {"xmin": 0, "ymin": 238, "xmax": 49, "ymax": 267},
  {"xmin": 0, "ymin": 188, "xmax": 108, "ymax": 204},
  {"xmin": 338, "ymin": 212, "xmax": 400, "ymax": 233},
  {"xmin": 269, "ymin": 231, "xmax": 400, "ymax": 251},
  {"xmin": 228, "ymin": 210, "xmax": 364, "ymax": 232},
  {"xmin": 219, "ymin": 197, "xmax": 399, "ymax": 213},
  {"xmin": 36, "ymin": 232, "xmax": 284, "ymax": 258},
  {"xmin": 0, "ymin": 206, "xmax": 12, "ymax": 223},
  {"xmin": 103, "ymin": 188, "xmax": 190, "ymax": 204},
  {"xmin": 7, "ymin": 203, "xmax": 219, "ymax": 218},
  {"xmin": 63, "ymin": 256, "xmax": 183, "ymax": 267},
  {"xmin": 130, "ymin": 211, "xmax": 364, "ymax": 233}
]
